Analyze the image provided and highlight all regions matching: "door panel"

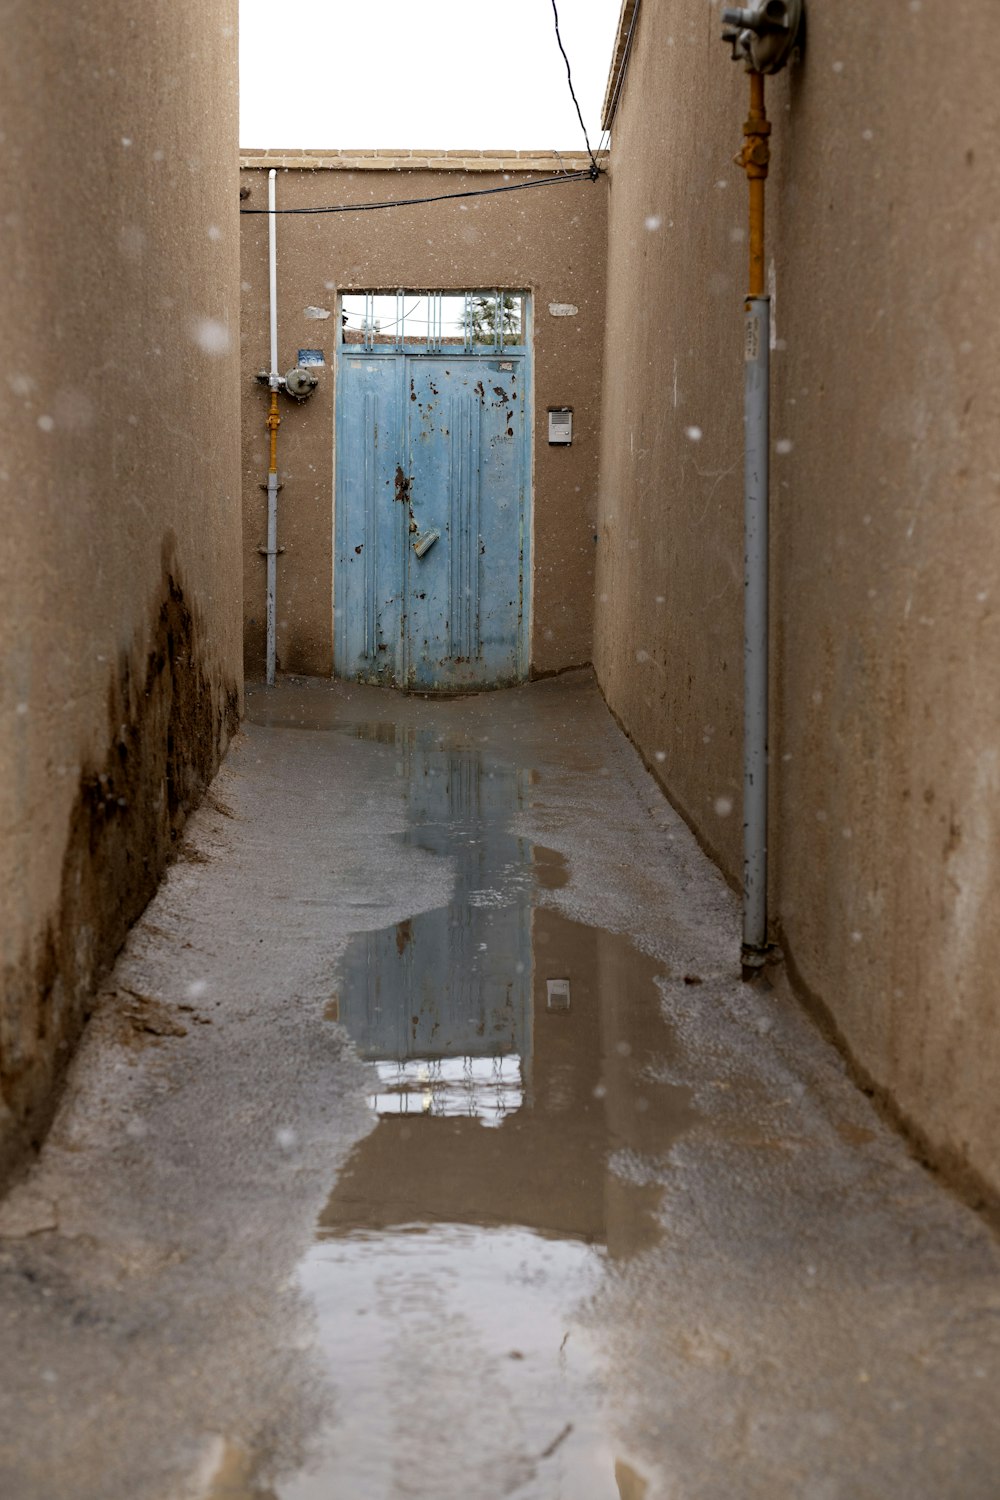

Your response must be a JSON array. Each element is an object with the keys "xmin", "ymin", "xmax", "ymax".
[
  {"xmin": 405, "ymin": 357, "xmax": 525, "ymax": 690},
  {"xmin": 336, "ymin": 348, "xmax": 528, "ymax": 691},
  {"xmin": 335, "ymin": 357, "xmax": 405, "ymax": 685}
]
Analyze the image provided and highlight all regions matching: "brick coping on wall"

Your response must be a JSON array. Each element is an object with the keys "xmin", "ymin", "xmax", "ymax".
[{"xmin": 239, "ymin": 148, "xmax": 608, "ymax": 173}]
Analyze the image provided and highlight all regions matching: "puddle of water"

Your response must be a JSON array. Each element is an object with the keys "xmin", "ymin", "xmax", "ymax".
[{"xmin": 276, "ymin": 730, "xmax": 693, "ymax": 1499}]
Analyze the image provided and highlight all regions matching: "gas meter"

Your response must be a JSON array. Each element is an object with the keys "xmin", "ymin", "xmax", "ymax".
[
  {"xmin": 721, "ymin": 1, "xmax": 802, "ymax": 73},
  {"xmin": 283, "ymin": 365, "xmax": 319, "ymax": 402}
]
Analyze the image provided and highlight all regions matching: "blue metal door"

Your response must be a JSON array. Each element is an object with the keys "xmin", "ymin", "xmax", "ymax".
[{"xmin": 336, "ymin": 329, "xmax": 529, "ymax": 691}]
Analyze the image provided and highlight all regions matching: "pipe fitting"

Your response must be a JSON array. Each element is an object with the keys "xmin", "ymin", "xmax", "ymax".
[
  {"xmin": 721, "ymin": 0, "xmax": 802, "ymax": 73},
  {"xmin": 737, "ymin": 122, "xmax": 772, "ymax": 178},
  {"xmin": 723, "ymin": 1, "xmax": 792, "ymax": 35}
]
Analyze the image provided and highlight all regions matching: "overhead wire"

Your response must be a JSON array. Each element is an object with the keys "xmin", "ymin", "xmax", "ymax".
[
  {"xmin": 548, "ymin": 0, "xmax": 599, "ymax": 178},
  {"xmin": 240, "ymin": 168, "xmax": 596, "ymax": 216},
  {"xmin": 240, "ymin": 1, "xmax": 603, "ymax": 219},
  {"xmin": 342, "ymin": 297, "xmax": 423, "ymax": 330}
]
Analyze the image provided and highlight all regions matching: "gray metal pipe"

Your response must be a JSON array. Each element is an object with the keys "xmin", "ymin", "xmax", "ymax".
[
  {"xmin": 266, "ymin": 472, "xmax": 278, "ymax": 687},
  {"xmin": 742, "ymin": 296, "xmax": 770, "ymax": 972},
  {"xmin": 266, "ymin": 167, "xmax": 279, "ymax": 688}
]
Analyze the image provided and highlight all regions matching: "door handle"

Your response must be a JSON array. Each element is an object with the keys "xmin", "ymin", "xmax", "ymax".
[{"xmin": 413, "ymin": 529, "xmax": 441, "ymax": 558}]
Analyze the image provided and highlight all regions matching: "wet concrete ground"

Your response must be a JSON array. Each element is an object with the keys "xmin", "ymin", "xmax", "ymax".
[{"xmin": 2, "ymin": 671, "xmax": 1000, "ymax": 1498}]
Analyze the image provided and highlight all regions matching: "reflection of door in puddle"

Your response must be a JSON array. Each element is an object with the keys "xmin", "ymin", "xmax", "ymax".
[
  {"xmin": 328, "ymin": 886, "xmax": 695, "ymax": 1247},
  {"xmin": 338, "ymin": 738, "xmax": 532, "ymax": 1125}
]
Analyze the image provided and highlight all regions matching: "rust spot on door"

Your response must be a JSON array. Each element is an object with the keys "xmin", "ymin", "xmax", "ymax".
[{"xmin": 394, "ymin": 466, "xmax": 410, "ymax": 504}]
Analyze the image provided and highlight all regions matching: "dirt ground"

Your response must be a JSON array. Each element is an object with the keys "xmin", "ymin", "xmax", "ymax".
[{"xmin": 2, "ymin": 672, "xmax": 1000, "ymax": 1499}]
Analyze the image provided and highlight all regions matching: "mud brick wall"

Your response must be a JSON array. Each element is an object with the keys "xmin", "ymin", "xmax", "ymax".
[
  {"xmin": 0, "ymin": 2, "xmax": 243, "ymax": 1177},
  {"xmin": 239, "ymin": 151, "xmax": 608, "ymax": 679},
  {"xmin": 595, "ymin": 0, "xmax": 1000, "ymax": 1199}
]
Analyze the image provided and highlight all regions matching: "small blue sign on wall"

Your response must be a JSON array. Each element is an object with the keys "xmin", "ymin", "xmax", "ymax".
[{"xmin": 297, "ymin": 348, "xmax": 325, "ymax": 367}]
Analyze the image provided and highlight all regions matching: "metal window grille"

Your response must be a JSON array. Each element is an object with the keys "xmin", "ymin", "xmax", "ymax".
[{"xmin": 341, "ymin": 291, "xmax": 525, "ymax": 354}]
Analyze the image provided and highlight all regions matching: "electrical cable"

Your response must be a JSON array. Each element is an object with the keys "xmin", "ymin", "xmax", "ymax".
[
  {"xmin": 240, "ymin": 168, "xmax": 595, "ymax": 216},
  {"xmin": 342, "ymin": 297, "xmax": 424, "ymax": 331},
  {"xmin": 548, "ymin": 0, "xmax": 599, "ymax": 178},
  {"xmin": 240, "ymin": 4, "xmax": 603, "ymax": 219}
]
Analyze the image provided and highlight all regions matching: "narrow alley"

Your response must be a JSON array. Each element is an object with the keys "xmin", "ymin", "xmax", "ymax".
[
  {"xmin": 6, "ymin": 3, "xmax": 1000, "ymax": 1494},
  {"xmin": 3, "ymin": 674, "xmax": 1000, "ymax": 1499}
]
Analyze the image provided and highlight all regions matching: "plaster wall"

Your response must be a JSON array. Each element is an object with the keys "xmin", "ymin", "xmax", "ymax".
[
  {"xmin": 239, "ymin": 153, "xmax": 607, "ymax": 679},
  {"xmin": 595, "ymin": 0, "xmax": 1000, "ymax": 1195},
  {"xmin": 0, "ymin": 3, "xmax": 243, "ymax": 1174}
]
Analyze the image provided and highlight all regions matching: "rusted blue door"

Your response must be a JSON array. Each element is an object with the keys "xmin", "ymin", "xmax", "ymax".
[{"xmin": 335, "ymin": 301, "xmax": 530, "ymax": 691}]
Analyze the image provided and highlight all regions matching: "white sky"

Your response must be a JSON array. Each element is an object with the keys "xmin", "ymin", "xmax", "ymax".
[{"xmin": 239, "ymin": 0, "xmax": 622, "ymax": 152}]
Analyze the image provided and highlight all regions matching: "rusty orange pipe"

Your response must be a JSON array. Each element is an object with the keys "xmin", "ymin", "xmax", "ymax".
[
  {"xmin": 266, "ymin": 389, "xmax": 280, "ymax": 473},
  {"xmin": 738, "ymin": 71, "xmax": 770, "ymax": 298}
]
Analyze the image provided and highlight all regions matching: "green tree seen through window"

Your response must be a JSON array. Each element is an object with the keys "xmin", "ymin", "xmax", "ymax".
[{"xmin": 467, "ymin": 294, "xmax": 522, "ymax": 345}]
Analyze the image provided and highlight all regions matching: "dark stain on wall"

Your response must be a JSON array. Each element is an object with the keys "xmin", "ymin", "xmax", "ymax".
[{"xmin": 0, "ymin": 545, "xmax": 240, "ymax": 1182}]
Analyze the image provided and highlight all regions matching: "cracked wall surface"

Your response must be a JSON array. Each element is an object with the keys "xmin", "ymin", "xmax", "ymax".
[{"xmin": 0, "ymin": 1, "xmax": 243, "ymax": 1177}]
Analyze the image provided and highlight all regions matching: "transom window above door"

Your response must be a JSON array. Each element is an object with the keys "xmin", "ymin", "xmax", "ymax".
[{"xmin": 341, "ymin": 291, "xmax": 526, "ymax": 354}]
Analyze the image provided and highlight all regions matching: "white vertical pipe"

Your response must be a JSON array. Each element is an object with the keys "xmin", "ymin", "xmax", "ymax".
[
  {"xmin": 268, "ymin": 169, "xmax": 278, "ymax": 382},
  {"xmin": 266, "ymin": 168, "xmax": 278, "ymax": 686},
  {"xmin": 742, "ymin": 296, "xmax": 769, "ymax": 972}
]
